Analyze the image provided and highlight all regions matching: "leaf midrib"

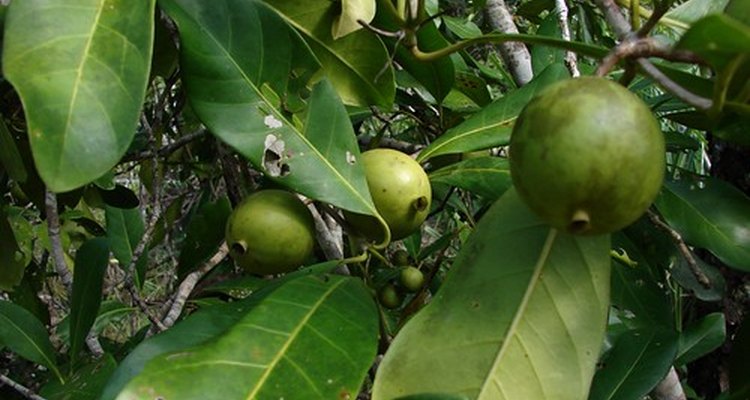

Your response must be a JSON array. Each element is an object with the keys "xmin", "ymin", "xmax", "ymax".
[
  {"xmin": 244, "ymin": 278, "xmax": 347, "ymax": 399},
  {"xmin": 477, "ymin": 228, "xmax": 558, "ymax": 399}
]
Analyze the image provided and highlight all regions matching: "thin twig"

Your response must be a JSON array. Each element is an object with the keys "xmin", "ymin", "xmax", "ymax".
[
  {"xmin": 159, "ymin": 242, "xmax": 229, "ymax": 331},
  {"xmin": 555, "ymin": 0, "xmax": 580, "ymax": 77},
  {"xmin": 647, "ymin": 210, "xmax": 711, "ymax": 288},
  {"xmin": 0, "ymin": 373, "xmax": 47, "ymax": 400},
  {"xmin": 636, "ymin": 59, "xmax": 712, "ymax": 110},
  {"xmin": 121, "ymin": 128, "xmax": 207, "ymax": 162},
  {"xmin": 44, "ymin": 190, "xmax": 73, "ymax": 293}
]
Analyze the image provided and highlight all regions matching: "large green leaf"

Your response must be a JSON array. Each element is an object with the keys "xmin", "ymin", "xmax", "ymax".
[
  {"xmin": 100, "ymin": 262, "xmax": 341, "ymax": 400},
  {"xmin": 263, "ymin": 0, "xmax": 395, "ymax": 107},
  {"xmin": 417, "ymin": 64, "xmax": 569, "ymax": 162},
  {"xmin": 0, "ymin": 300, "xmax": 63, "ymax": 383},
  {"xmin": 429, "ymin": 156, "xmax": 512, "ymax": 201},
  {"xmin": 2, "ymin": 0, "xmax": 155, "ymax": 192},
  {"xmin": 158, "ymin": 0, "xmax": 377, "ymax": 215},
  {"xmin": 675, "ymin": 13, "xmax": 750, "ymax": 71},
  {"xmin": 655, "ymin": 177, "xmax": 750, "ymax": 272},
  {"xmin": 117, "ymin": 274, "xmax": 378, "ymax": 399},
  {"xmin": 69, "ymin": 238, "xmax": 109, "ymax": 364},
  {"xmin": 589, "ymin": 328, "xmax": 679, "ymax": 400},
  {"xmin": 333, "ymin": 0, "xmax": 376, "ymax": 39},
  {"xmin": 372, "ymin": 188, "xmax": 611, "ymax": 400}
]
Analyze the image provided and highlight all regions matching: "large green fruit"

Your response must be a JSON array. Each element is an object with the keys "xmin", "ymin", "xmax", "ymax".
[
  {"xmin": 346, "ymin": 149, "xmax": 431, "ymax": 241},
  {"xmin": 509, "ymin": 77, "xmax": 665, "ymax": 235},
  {"xmin": 225, "ymin": 190, "xmax": 315, "ymax": 275}
]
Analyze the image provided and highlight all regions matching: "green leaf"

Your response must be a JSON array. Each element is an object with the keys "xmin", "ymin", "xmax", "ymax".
[
  {"xmin": 2, "ymin": 0, "xmax": 156, "ymax": 192},
  {"xmin": 0, "ymin": 300, "xmax": 63, "ymax": 383},
  {"xmin": 57, "ymin": 301, "xmax": 135, "ymax": 347},
  {"xmin": 332, "ymin": 0, "xmax": 376, "ymax": 39},
  {"xmin": 665, "ymin": 0, "xmax": 730, "ymax": 27},
  {"xmin": 177, "ymin": 196, "xmax": 231, "ymax": 278},
  {"xmin": 263, "ymin": 0, "xmax": 395, "ymax": 107},
  {"xmin": 429, "ymin": 156, "xmax": 511, "ymax": 201},
  {"xmin": 655, "ymin": 177, "xmax": 750, "ymax": 272},
  {"xmin": 0, "ymin": 205, "xmax": 26, "ymax": 290},
  {"xmin": 589, "ymin": 328, "xmax": 679, "ymax": 400},
  {"xmin": 41, "ymin": 353, "xmax": 117, "ymax": 400},
  {"xmin": 530, "ymin": 13, "xmax": 565, "ymax": 75},
  {"xmin": 611, "ymin": 231, "xmax": 674, "ymax": 330},
  {"xmin": 159, "ymin": 0, "xmax": 377, "ymax": 215},
  {"xmin": 417, "ymin": 64, "xmax": 569, "ymax": 161},
  {"xmin": 675, "ymin": 13, "xmax": 750, "ymax": 71},
  {"xmin": 372, "ymin": 188, "xmax": 611, "ymax": 400},
  {"xmin": 117, "ymin": 274, "xmax": 378, "ymax": 400},
  {"xmin": 0, "ymin": 118, "xmax": 27, "ymax": 182},
  {"xmin": 100, "ymin": 262, "xmax": 340, "ymax": 400},
  {"xmin": 70, "ymin": 238, "xmax": 109, "ymax": 364},
  {"xmin": 106, "ymin": 206, "xmax": 147, "ymax": 287},
  {"xmin": 676, "ymin": 312, "xmax": 726, "ymax": 365}
]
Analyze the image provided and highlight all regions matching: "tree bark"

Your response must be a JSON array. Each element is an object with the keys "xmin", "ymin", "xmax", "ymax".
[{"xmin": 484, "ymin": 0, "xmax": 533, "ymax": 86}]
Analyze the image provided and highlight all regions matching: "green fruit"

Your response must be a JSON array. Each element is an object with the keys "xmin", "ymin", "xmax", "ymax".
[
  {"xmin": 400, "ymin": 266, "xmax": 425, "ymax": 292},
  {"xmin": 379, "ymin": 284, "xmax": 402, "ymax": 309},
  {"xmin": 225, "ymin": 189, "xmax": 315, "ymax": 275},
  {"xmin": 347, "ymin": 149, "xmax": 432, "ymax": 241},
  {"xmin": 392, "ymin": 249, "xmax": 411, "ymax": 266},
  {"xmin": 510, "ymin": 77, "xmax": 665, "ymax": 235}
]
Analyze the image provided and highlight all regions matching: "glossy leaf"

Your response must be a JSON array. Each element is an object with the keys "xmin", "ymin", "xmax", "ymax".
[
  {"xmin": 675, "ymin": 13, "xmax": 750, "ymax": 71},
  {"xmin": 2, "ymin": 0, "xmax": 155, "ymax": 192},
  {"xmin": 177, "ymin": 195, "xmax": 231, "ymax": 278},
  {"xmin": 0, "ymin": 205, "xmax": 26, "ymax": 290},
  {"xmin": 70, "ymin": 238, "xmax": 109, "ymax": 363},
  {"xmin": 41, "ymin": 353, "xmax": 117, "ymax": 400},
  {"xmin": 117, "ymin": 274, "xmax": 378, "ymax": 400},
  {"xmin": 589, "ymin": 328, "xmax": 679, "ymax": 400},
  {"xmin": 372, "ymin": 189, "xmax": 611, "ymax": 400},
  {"xmin": 263, "ymin": 0, "xmax": 395, "ymax": 107},
  {"xmin": 417, "ymin": 64, "xmax": 569, "ymax": 161},
  {"xmin": 0, "ymin": 300, "xmax": 63, "ymax": 382},
  {"xmin": 106, "ymin": 206, "xmax": 147, "ymax": 287},
  {"xmin": 676, "ymin": 312, "xmax": 726, "ymax": 365},
  {"xmin": 665, "ymin": 0, "xmax": 729, "ymax": 27},
  {"xmin": 158, "ymin": 0, "xmax": 377, "ymax": 215},
  {"xmin": 655, "ymin": 177, "xmax": 750, "ymax": 272},
  {"xmin": 429, "ymin": 156, "xmax": 511, "ymax": 201},
  {"xmin": 332, "ymin": 0, "xmax": 375, "ymax": 39},
  {"xmin": 100, "ymin": 262, "xmax": 341, "ymax": 400}
]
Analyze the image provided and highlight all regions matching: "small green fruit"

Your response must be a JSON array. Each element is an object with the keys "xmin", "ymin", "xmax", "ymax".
[
  {"xmin": 225, "ymin": 190, "xmax": 315, "ymax": 275},
  {"xmin": 379, "ymin": 284, "xmax": 402, "ymax": 309},
  {"xmin": 346, "ymin": 149, "xmax": 432, "ymax": 241},
  {"xmin": 400, "ymin": 266, "xmax": 425, "ymax": 292},
  {"xmin": 392, "ymin": 249, "xmax": 411, "ymax": 266},
  {"xmin": 510, "ymin": 77, "xmax": 665, "ymax": 235}
]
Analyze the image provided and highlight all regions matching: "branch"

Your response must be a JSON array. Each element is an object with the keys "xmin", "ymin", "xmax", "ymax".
[
  {"xmin": 160, "ymin": 242, "xmax": 229, "ymax": 330},
  {"xmin": 484, "ymin": 0, "xmax": 533, "ymax": 86},
  {"xmin": 44, "ymin": 190, "xmax": 74, "ymax": 292},
  {"xmin": 652, "ymin": 367, "xmax": 687, "ymax": 400},
  {"xmin": 0, "ymin": 373, "xmax": 47, "ymax": 400},
  {"xmin": 121, "ymin": 128, "xmax": 207, "ymax": 163},
  {"xmin": 647, "ymin": 210, "xmax": 711, "ymax": 288},
  {"xmin": 594, "ymin": 0, "xmax": 632, "ymax": 39},
  {"xmin": 555, "ymin": 0, "xmax": 580, "ymax": 77},
  {"xmin": 636, "ymin": 59, "xmax": 712, "ymax": 110}
]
